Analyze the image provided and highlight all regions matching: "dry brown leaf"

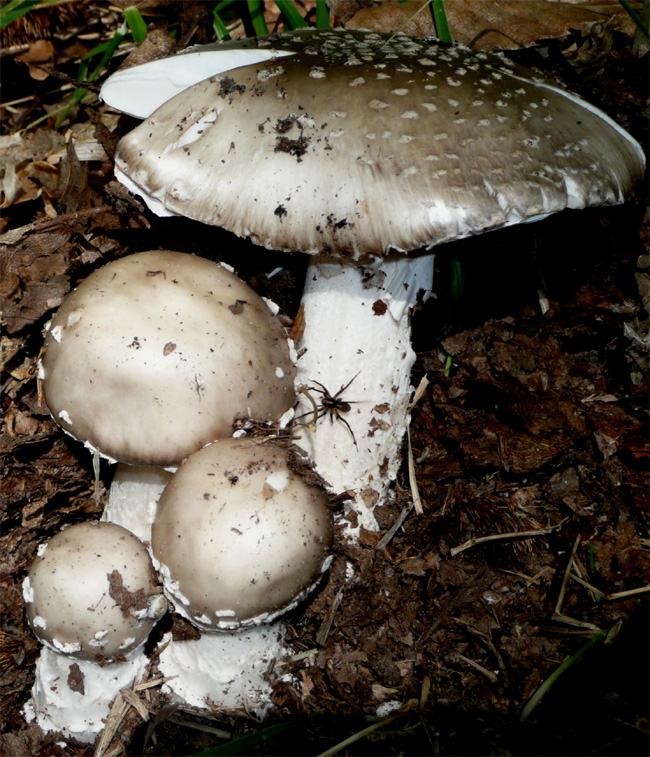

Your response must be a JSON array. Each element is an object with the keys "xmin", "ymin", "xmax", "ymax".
[
  {"xmin": 15, "ymin": 39, "xmax": 54, "ymax": 65},
  {"xmin": 346, "ymin": 0, "xmax": 641, "ymax": 49}
]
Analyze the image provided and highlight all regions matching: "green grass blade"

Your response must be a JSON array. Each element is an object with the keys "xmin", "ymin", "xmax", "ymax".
[
  {"xmin": 55, "ymin": 27, "xmax": 126, "ymax": 127},
  {"xmin": 0, "ymin": 0, "xmax": 57, "ymax": 30},
  {"xmin": 213, "ymin": 0, "xmax": 240, "ymax": 39},
  {"xmin": 450, "ymin": 255, "xmax": 464, "ymax": 312},
  {"xmin": 319, "ymin": 710, "xmax": 409, "ymax": 757},
  {"xmin": 274, "ymin": 0, "xmax": 308, "ymax": 30},
  {"xmin": 316, "ymin": 0, "xmax": 329, "ymax": 28},
  {"xmin": 587, "ymin": 541, "xmax": 596, "ymax": 572},
  {"xmin": 123, "ymin": 6, "xmax": 147, "ymax": 45},
  {"xmin": 24, "ymin": 100, "xmax": 72, "ymax": 131},
  {"xmin": 81, "ymin": 30, "xmax": 127, "ymax": 83},
  {"xmin": 520, "ymin": 627, "xmax": 610, "ymax": 722},
  {"xmin": 432, "ymin": 0, "xmax": 452, "ymax": 43},
  {"xmin": 78, "ymin": 35, "xmax": 122, "ymax": 69},
  {"xmin": 247, "ymin": 0, "xmax": 268, "ymax": 36},
  {"xmin": 54, "ymin": 87, "xmax": 88, "ymax": 127},
  {"xmin": 191, "ymin": 715, "xmax": 313, "ymax": 756},
  {"xmin": 212, "ymin": 9, "xmax": 232, "ymax": 40},
  {"xmin": 619, "ymin": 0, "xmax": 649, "ymax": 38},
  {"xmin": 76, "ymin": 56, "xmax": 90, "ymax": 81}
]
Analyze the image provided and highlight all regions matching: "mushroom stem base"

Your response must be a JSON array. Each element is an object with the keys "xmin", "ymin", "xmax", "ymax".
[
  {"xmin": 294, "ymin": 253, "xmax": 434, "ymax": 535},
  {"xmin": 23, "ymin": 647, "xmax": 149, "ymax": 744},
  {"xmin": 156, "ymin": 623, "xmax": 287, "ymax": 717}
]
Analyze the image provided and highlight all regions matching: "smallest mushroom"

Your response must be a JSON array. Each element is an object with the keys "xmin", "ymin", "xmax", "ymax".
[{"xmin": 22, "ymin": 521, "xmax": 166, "ymax": 743}]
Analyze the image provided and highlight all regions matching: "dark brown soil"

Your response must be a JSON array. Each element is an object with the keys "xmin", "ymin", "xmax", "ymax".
[{"xmin": 1, "ymin": 5, "xmax": 648, "ymax": 756}]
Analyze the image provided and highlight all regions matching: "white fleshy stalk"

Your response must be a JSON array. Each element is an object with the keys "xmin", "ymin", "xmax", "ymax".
[
  {"xmin": 103, "ymin": 463, "xmax": 173, "ymax": 543},
  {"xmin": 157, "ymin": 623, "xmax": 287, "ymax": 716},
  {"xmin": 294, "ymin": 254, "xmax": 433, "ymax": 536},
  {"xmin": 23, "ymin": 647, "xmax": 149, "ymax": 744}
]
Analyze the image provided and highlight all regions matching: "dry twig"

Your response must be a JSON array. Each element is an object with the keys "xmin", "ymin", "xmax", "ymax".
[
  {"xmin": 554, "ymin": 536, "xmax": 581, "ymax": 615},
  {"xmin": 375, "ymin": 503, "xmax": 414, "ymax": 551},
  {"xmin": 450, "ymin": 520, "xmax": 566, "ymax": 558},
  {"xmin": 455, "ymin": 653, "xmax": 498, "ymax": 683},
  {"xmin": 406, "ymin": 374, "xmax": 429, "ymax": 515}
]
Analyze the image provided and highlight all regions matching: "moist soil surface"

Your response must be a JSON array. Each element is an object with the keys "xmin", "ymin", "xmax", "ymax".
[{"xmin": 1, "ymin": 6, "xmax": 648, "ymax": 757}]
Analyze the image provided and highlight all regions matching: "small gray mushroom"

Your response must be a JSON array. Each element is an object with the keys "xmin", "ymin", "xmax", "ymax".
[
  {"xmin": 24, "ymin": 521, "xmax": 165, "ymax": 661},
  {"xmin": 22, "ymin": 521, "xmax": 166, "ymax": 742}
]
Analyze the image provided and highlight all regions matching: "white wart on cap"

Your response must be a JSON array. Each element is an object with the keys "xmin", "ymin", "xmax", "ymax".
[
  {"xmin": 151, "ymin": 438, "xmax": 333, "ymax": 630},
  {"xmin": 40, "ymin": 250, "xmax": 296, "ymax": 466},
  {"xmin": 114, "ymin": 29, "xmax": 645, "ymax": 259},
  {"xmin": 23, "ymin": 521, "xmax": 165, "ymax": 662}
]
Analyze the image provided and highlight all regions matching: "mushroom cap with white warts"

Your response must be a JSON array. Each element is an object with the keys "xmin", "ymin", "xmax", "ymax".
[
  {"xmin": 151, "ymin": 438, "xmax": 333, "ymax": 631},
  {"xmin": 114, "ymin": 29, "xmax": 645, "ymax": 259},
  {"xmin": 24, "ymin": 521, "xmax": 165, "ymax": 662},
  {"xmin": 40, "ymin": 250, "xmax": 296, "ymax": 467}
]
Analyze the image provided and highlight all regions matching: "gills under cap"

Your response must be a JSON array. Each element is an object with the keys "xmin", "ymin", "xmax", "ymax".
[
  {"xmin": 41, "ymin": 251, "xmax": 296, "ymax": 466},
  {"xmin": 115, "ymin": 29, "xmax": 645, "ymax": 260}
]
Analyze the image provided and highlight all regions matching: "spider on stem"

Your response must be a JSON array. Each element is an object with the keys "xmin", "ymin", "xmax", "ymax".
[{"xmin": 297, "ymin": 373, "xmax": 360, "ymax": 447}]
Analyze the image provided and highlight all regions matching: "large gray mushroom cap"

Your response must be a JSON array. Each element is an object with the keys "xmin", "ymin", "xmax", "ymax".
[
  {"xmin": 40, "ymin": 251, "xmax": 296, "ymax": 466},
  {"xmin": 151, "ymin": 438, "xmax": 333, "ymax": 631},
  {"xmin": 23, "ymin": 521, "xmax": 165, "ymax": 662},
  {"xmin": 115, "ymin": 29, "xmax": 645, "ymax": 259}
]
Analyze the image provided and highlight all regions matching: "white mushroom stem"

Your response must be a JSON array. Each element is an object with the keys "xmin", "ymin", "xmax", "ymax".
[
  {"xmin": 156, "ymin": 623, "xmax": 287, "ymax": 717},
  {"xmin": 103, "ymin": 463, "xmax": 174, "ymax": 543},
  {"xmin": 294, "ymin": 253, "xmax": 434, "ymax": 535},
  {"xmin": 23, "ymin": 647, "xmax": 149, "ymax": 744}
]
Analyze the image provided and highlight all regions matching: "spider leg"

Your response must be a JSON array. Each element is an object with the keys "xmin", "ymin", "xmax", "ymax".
[
  {"xmin": 297, "ymin": 383, "xmax": 321, "ymax": 427},
  {"xmin": 306, "ymin": 379, "xmax": 328, "ymax": 396},
  {"xmin": 333, "ymin": 371, "xmax": 361, "ymax": 399},
  {"xmin": 335, "ymin": 413, "xmax": 358, "ymax": 448},
  {"xmin": 294, "ymin": 405, "xmax": 328, "ymax": 425}
]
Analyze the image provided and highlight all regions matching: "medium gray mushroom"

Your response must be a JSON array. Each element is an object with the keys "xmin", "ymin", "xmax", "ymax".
[
  {"xmin": 107, "ymin": 29, "xmax": 645, "ymax": 533},
  {"xmin": 40, "ymin": 250, "xmax": 297, "ymax": 538},
  {"xmin": 151, "ymin": 437, "xmax": 333, "ymax": 630},
  {"xmin": 149, "ymin": 436, "xmax": 332, "ymax": 710}
]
